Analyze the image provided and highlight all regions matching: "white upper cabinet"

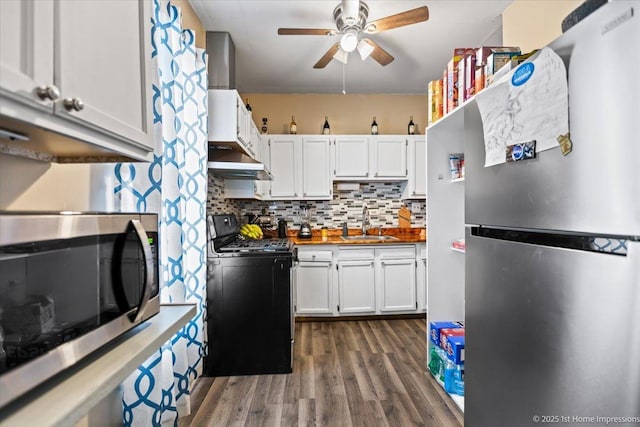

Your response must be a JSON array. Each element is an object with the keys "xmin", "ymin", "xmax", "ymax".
[
  {"xmin": 268, "ymin": 135, "xmax": 298, "ymax": 198},
  {"xmin": 372, "ymin": 136, "xmax": 407, "ymax": 179},
  {"xmin": 259, "ymin": 135, "xmax": 332, "ymax": 201},
  {"xmin": 334, "ymin": 136, "xmax": 408, "ymax": 181},
  {"xmin": 0, "ymin": 0, "xmax": 54, "ymax": 111},
  {"xmin": 250, "ymin": 121, "xmax": 261, "ymax": 161},
  {"xmin": 55, "ymin": 0, "xmax": 153, "ymax": 147},
  {"xmin": 301, "ymin": 136, "xmax": 332, "ymax": 198},
  {"xmin": 334, "ymin": 136, "xmax": 370, "ymax": 179},
  {"xmin": 403, "ymin": 135, "xmax": 426, "ymax": 199},
  {"xmin": 0, "ymin": 0, "xmax": 154, "ymax": 162},
  {"xmin": 208, "ymin": 89, "xmax": 255, "ymax": 158}
]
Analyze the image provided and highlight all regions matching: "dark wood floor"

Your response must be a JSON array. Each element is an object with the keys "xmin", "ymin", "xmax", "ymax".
[{"xmin": 180, "ymin": 319, "xmax": 463, "ymax": 426}]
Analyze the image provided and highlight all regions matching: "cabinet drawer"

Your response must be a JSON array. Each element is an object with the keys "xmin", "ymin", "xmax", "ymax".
[
  {"xmin": 297, "ymin": 250, "xmax": 332, "ymax": 262},
  {"xmin": 376, "ymin": 246, "xmax": 415, "ymax": 260},
  {"xmin": 338, "ymin": 248, "xmax": 375, "ymax": 260}
]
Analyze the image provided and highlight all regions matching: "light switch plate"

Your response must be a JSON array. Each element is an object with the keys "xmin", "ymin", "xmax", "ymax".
[{"xmin": 411, "ymin": 202, "xmax": 420, "ymax": 213}]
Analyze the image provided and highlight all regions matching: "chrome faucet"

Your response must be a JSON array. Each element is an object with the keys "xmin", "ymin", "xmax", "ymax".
[{"xmin": 362, "ymin": 205, "xmax": 371, "ymax": 235}]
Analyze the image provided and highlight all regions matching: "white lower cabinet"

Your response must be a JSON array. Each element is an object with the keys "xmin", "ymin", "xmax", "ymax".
[
  {"xmin": 294, "ymin": 249, "xmax": 333, "ymax": 315},
  {"xmin": 377, "ymin": 247, "xmax": 417, "ymax": 312},
  {"xmin": 294, "ymin": 244, "xmax": 422, "ymax": 317},
  {"xmin": 338, "ymin": 248, "xmax": 376, "ymax": 314},
  {"xmin": 337, "ymin": 259, "xmax": 376, "ymax": 314},
  {"xmin": 337, "ymin": 246, "xmax": 417, "ymax": 315}
]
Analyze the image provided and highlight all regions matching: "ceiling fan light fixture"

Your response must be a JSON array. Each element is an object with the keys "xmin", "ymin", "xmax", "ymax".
[
  {"xmin": 333, "ymin": 48, "xmax": 349, "ymax": 64},
  {"xmin": 357, "ymin": 39, "xmax": 374, "ymax": 60},
  {"xmin": 340, "ymin": 29, "xmax": 358, "ymax": 53}
]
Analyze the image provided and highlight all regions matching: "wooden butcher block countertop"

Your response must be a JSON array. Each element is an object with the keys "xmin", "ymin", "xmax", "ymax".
[{"xmin": 282, "ymin": 227, "xmax": 427, "ymax": 245}]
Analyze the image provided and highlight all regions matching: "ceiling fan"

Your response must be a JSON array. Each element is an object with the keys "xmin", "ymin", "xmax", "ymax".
[{"xmin": 278, "ymin": 0, "xmax": 429, "ymax": 69}]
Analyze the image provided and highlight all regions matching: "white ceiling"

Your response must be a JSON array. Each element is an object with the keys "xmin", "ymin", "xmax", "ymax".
[{"xmin": 188, "ymin": 0, "xmax": 514, "ymax": 94}]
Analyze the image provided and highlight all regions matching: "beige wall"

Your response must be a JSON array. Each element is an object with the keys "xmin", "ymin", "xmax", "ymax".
[
  {"xmin": 502, "ymin": 0, "xmax": 582, "ymax": 53},
  {"xmin": 172, "ymin": 0, "xmax": 206, "ymax": 49},
  {"xmin": 240, "ymin": 93, "xmax": 427, "ymax": 135}
]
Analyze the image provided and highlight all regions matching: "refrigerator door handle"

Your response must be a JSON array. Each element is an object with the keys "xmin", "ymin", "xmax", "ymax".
[{"xmin": 471, "ymin": 226, "xmax": 634, "ymax": 257}]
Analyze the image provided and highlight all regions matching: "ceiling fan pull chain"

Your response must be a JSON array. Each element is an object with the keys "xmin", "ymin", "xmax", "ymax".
[{"xmin": 342, "ymin": 63, "xmax": 346, "ymax": 94}]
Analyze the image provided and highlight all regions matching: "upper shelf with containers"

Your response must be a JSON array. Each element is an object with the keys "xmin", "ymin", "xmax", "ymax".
[{"xmin": 426, "ymin": 46, "xmax": 543, "ymax": 129}]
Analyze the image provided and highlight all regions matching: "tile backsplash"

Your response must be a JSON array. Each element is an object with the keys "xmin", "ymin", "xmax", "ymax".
[{"xmin": 207, "ymin": 173, "xmax": 426, "ymax": 229}]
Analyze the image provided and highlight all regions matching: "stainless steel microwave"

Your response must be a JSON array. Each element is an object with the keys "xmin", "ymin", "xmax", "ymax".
[{"xmin": 0, "ymin": 212, "xmax": 160, "ymax": 407}]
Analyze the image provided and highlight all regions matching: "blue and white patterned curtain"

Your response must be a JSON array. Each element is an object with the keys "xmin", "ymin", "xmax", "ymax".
[{"xmin": 113, "ymin": 0, "xmax": 208, "ymax": 424}]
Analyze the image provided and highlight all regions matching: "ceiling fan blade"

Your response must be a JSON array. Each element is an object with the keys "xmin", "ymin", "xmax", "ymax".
[
  {"xmin": 278, "ymin": 28, "xmax": 336, "ymax": 36},
  {"xmin": 365, "ymin": 6, "xmax": 429, "ymax": 34},
  {"xmin": 314, "ymin": 43, "xmax": 341, "ymax": 69},
  {"xmin": 365, "ymin": 39, "xmax": 394, "ymax": 66}
]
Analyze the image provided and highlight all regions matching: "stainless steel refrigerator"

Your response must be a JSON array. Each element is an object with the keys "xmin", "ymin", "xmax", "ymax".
[{"xmin": 464, "ymin": 2, "xmax": 640, "ymax": 426}]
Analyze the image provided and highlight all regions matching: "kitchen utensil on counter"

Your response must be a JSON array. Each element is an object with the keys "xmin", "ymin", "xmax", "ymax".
[
  {"xmin": 398, "ymin": 205, "xmax": 411, "ymax": 228},
  {"xmin": 298, "ymin": 222, "xmax": 312, "ymax": 238},
  {"xmin": 278, "ymin": 219, "xmax": 288, "ymax": 238},
  {"xmin": 297, "ymin": 207, "xmax": 312, "ymax": 238},
  {"xmin": 254, "ymin": 208, "xmax": 274, "ymax": 228}
]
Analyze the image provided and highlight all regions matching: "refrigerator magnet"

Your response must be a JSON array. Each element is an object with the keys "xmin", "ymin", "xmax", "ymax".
[
  {"xmin": 506, "ymin": 140, "xmax": 536, "ymax": 162},
  {"xmin": 557, "ymin": 132, "xmax": 573, "ymax": 156}
]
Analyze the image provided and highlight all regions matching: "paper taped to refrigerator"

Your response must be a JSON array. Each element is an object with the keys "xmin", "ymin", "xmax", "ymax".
[{"xmin": 475, "ymin": 47, "xmax": 569, "ymax": 167}]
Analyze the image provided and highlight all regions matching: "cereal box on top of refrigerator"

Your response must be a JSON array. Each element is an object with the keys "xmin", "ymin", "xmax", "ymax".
[{"xmin": 446, "ymin": 48, "xmax": 475, "ymax": 112}]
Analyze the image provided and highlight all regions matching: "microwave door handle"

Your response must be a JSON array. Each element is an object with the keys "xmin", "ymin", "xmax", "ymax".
[{"xmin": 128, "ymin": 219, "xmax": 154, "ymax": 323}]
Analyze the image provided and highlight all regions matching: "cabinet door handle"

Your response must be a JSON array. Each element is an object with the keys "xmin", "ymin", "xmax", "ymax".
[
  {"xmin": 35, "ymin": 85, "xmax": 60, "ymax": 101},
  {"xmin": 63, "ymin": 97, "xmax": 84, "ymax": 112}
]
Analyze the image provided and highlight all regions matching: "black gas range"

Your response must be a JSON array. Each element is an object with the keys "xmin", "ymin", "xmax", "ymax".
[
  {"xmin": 207, "ymin": 214, "xmax": 292, "ymax": 257},
  {"xmin": 204, "ymin": 214, "xmax": 293, "ymax": 377}
]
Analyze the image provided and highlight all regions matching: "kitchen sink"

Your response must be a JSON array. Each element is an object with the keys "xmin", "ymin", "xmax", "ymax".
[{"xmin": 340, "ymin": 235, "xmax": 400, "ymax": 241}]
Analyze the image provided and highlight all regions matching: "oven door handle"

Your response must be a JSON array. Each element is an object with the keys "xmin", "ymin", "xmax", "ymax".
[{"xmin": 128, "ymin": 219, "xmax": 155, "ymax": 323}]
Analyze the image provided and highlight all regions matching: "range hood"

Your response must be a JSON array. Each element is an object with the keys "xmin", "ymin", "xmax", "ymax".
[{"xmin": 208, "ymin": 147, "xmax": 272, "ymax": 181}]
